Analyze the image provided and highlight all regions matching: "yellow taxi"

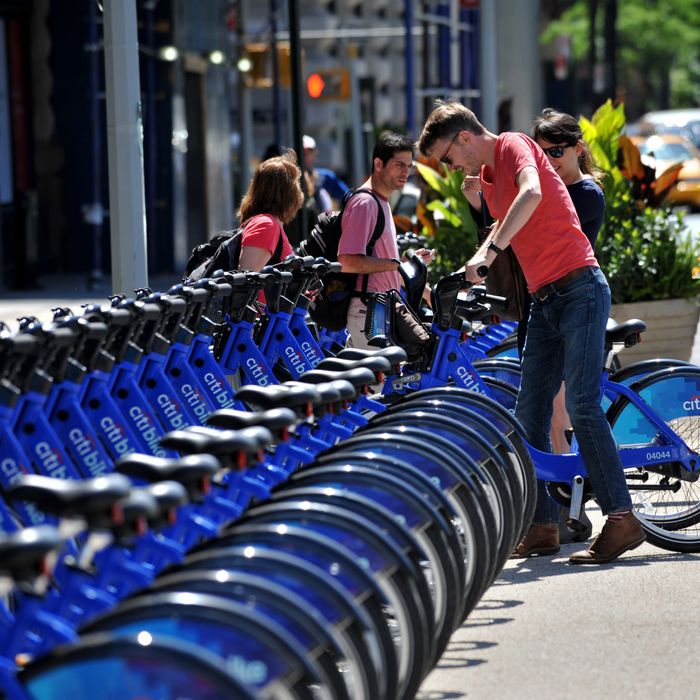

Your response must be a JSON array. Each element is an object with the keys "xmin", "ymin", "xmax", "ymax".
[{"xmin": 629, "ymin": 133, "xmax": 700, "ymax": 210}]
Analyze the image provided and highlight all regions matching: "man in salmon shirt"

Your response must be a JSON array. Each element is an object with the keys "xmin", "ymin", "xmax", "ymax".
[
  {"xmin": 418, "ymin": 101, "xmax": 646, "ymax": 565},
  {"xmin": 338, "ymin": 132, "xmax": 434, "ymax": 350}
]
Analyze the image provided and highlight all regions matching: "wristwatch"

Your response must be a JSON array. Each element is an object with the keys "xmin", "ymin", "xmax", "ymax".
[
  {"xmin": 487, "ymin": 240, "xmax": 503, "ymax": 255},
  {"xmin": 391, "ymin": 257, "xmax": 402, "ymax": 268}
]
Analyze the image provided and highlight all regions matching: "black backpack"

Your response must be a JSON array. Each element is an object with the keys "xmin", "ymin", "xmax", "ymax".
[
  {"xmin": 299, "ymin": 188, "xmax": 385, "ymax": 331},
  {"xmin": 183, "ymin": 224, "xmax": 284, "ymax": 282}
]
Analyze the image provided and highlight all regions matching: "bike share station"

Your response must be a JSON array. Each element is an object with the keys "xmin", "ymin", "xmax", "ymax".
[
  {"xmin": 0, "ymin": 243, "xmax": 699, "ymax": 699},
  {"xmin": 1, "ymin": 4, "xmax": 699, "ymax": 698}
]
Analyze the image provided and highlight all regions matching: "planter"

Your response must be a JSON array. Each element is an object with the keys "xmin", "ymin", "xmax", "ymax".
[{"xmin": 610, "ymin": 297, "xmax": 700, "ymax": 366}]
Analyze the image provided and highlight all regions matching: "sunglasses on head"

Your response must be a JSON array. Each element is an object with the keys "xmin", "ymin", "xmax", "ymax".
[{"xmin": 542, "ymin": 144, "xmax": 574, "ymax": 158}]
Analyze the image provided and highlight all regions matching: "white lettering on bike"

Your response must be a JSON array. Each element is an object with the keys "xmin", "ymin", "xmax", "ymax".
[{"xmin": 645, "ymin": 450, "xmax": 672, "ymax": 461}]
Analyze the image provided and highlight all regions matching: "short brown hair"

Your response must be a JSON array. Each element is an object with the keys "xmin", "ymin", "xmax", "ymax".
[
  {"xmin": 418, "ymin": 100, "xmax": 485, "ymax": 156},
  {"xmin": 237, "ymin": 151, "xmax": 304, "ymax": 224}
]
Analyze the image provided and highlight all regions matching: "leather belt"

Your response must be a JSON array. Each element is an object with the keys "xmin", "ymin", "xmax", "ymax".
[{"xmin": 532, "ymin": 265, "xmax": 596, "ymax": 301}]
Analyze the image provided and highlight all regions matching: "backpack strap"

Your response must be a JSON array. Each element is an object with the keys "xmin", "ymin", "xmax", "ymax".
[
  {"xmin": 344, "ymin": 188, "xmax": 386, "ymax": 300},
  {"xmin": 270, "ymin": 223, "xmax": 285, "ymax": 265}
]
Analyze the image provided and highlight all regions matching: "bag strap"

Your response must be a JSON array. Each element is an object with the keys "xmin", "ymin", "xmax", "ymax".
[
  {"xmin": 270, "ymin": 222, "xmax": 285, "ymax": 264},
  {"xmin": 341, "ymin": 187, "xmax": 386, "ymax": 299}
]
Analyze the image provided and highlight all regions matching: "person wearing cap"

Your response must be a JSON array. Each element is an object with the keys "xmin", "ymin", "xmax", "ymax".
[{"xmin": 303, "ymin": 135, "xmax": 349, "ymax": 208}]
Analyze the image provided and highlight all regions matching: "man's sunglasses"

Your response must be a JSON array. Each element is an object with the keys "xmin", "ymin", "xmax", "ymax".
[
  {"xmin": 542, "ymin": 144, "xmax": 574, "ymax": 158},
  {"xmin": 439, "ymin": 132, "xmax": 460, "ymax": 166}
]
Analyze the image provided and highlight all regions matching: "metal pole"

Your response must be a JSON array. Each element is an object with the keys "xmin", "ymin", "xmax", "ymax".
[
  {"xmin": 287, "ymin": 0, "xmax": 307, "ymax": 245},
  {"xmin": 237, "ymin": 0, "xmax": 253, "ymax": 197},
  {"xmin": 144, "ymin": 0, "xmax": 157, "ymax": 272},
  {"xmin": 270, "ymin": 0, "xmax": 282, "ymax": 149},
  {"xmin": 478, "ymin": 0, "xmax": 498, "ymax": 131},
  {"xmin": 103, "ymin": 0, "xmax": 148, "ymax": 293},
  {"xmin": 405, "ymin": 0, "xmax": 415, "ymax": 138},
  {"xmin": 86, "ymin": 0, "xmax": 104, "ymax": 289}
]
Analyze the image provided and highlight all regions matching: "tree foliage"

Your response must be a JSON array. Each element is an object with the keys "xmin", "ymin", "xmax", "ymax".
[{"xmin": 541, "ymin": 0, "xmax": 700, "ymax": 112}]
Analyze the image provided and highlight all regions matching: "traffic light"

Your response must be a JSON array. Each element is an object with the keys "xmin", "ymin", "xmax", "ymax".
[{"xmin": 306, "ymin": 68, "xmax": 351, "ymax": 101}]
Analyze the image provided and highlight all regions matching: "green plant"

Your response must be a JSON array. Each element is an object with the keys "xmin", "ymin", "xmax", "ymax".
[
  {"xmin": 414, "ymin": 162, "xmax": 478, "ymax": 282},
  {"xmin": 582, "ymin": 100, "xmax": 700, "ymax": 303}
]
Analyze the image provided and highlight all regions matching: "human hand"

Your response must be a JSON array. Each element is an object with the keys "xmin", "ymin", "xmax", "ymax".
[
  {"xmin": 460, "ymin": 176, "xmax": 481, "ymax": 194},
  {"xmin": 464, "ymin": 252, "xmax": 489, "ymax": 284},
  {"xmin": 413, "ymin": 248, "xmax": 436, "ymax": 265}
]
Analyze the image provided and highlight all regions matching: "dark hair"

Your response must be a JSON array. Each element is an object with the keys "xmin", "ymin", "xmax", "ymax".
[
  {"xmin": 371, "ymin": 132, "xmax": 414, "ymax": 170},
  {"xmin": 531, "ymin": 108, "xmax": 602, "ymax": 179},
  {"xmin": 237, "ymin": 151, "xmax": 304, "ymax": 225},
  {"xmin": 418, "ymin": 99, "xmax": 485, "ymax": 155}
]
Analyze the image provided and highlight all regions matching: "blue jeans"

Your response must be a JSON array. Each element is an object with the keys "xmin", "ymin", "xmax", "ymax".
[{"xmin": 515, "ymin": 267, "xmax": 632, "ymax": 524}]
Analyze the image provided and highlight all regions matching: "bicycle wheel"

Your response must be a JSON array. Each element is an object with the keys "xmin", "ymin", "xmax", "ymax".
[
  {"xmin": 358, "ymin": 416, "xmax": 522, "ymax": 559},
  {"xmin": 272, "ymin": 483, "xmax": 460, "ymax": 661},
  {"xmin": 241, "ymin": 500, "xmax": 435, "ymax": 682},
  {"xmin": 607, "ymin": 366, "xmax": 700, "ymax": 552},
  {"xmin": 208, "ymin": 520, "xmax": 427, "ymax": 698},
  {"xmin": 144, "ymin": 569, "xmax": 353, "ymax": 700},
  {"xmin": 310, "ymin": 449, "xmax": 494, "ymax": 622},
  {"xmin": 21, "ymin": 633, "xmax": 256, "ymax": 700},
  {"xmin": 180, "ymin": 543, "xmax": 393, "ymax": 700},
  {"xmin": 473, "ymin": 358, "xmax": 522, "ymax": 390},
  {"xmin": 81, "ymin": 592, "xmax": 328, "ymax": 699},
  {"xmin": 386, "ymin": 397, "xmax": 536, "ymax": 542}
]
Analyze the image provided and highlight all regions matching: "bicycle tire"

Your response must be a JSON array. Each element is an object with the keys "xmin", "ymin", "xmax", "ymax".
[
  {"xmin": 21, "ymin": 633, "xmax": 257, "ymax": 700},
  {"xmin": 606, "ymin": 366, "xmax": 700, "ymax": 551},
  {"xmin": 180, "ymin": 543, "xmax": 393, "ymax": 700}
]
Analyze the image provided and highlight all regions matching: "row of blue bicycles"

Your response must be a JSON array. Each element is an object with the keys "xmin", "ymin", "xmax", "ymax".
[{"xmin": 0, "ymin": 246, "xmax": 698, "ymax": 699}]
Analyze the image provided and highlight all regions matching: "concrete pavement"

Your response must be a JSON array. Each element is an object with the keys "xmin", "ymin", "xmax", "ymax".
[{"xmin": 417, "ymin": 506, "xmax": 699, "ymax": 699}]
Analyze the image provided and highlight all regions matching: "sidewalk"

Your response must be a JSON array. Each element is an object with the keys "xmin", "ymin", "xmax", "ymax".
[{"xmin": 0, "ymin": 273, "xmax": 177, "ymax": 327}]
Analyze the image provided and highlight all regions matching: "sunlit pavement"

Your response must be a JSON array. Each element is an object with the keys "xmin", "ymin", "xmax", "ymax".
[{"xmin": 418, "ymin": 505, "xmax": 699, "ymax": 699}]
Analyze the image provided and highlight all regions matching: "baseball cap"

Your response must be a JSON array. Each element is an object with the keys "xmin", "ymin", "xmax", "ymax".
[{"xmin": 303, "ymin": 135, "xmax": 317, "ymax": 150}]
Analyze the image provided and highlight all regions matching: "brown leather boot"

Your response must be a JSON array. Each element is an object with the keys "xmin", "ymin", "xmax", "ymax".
[
  {"xmin": 510, "ymin": 524, "xmax": 560, "ymax": 558},
  {"xmin": 569, "ymin": 512, "xmax": 646, "ymax": 565}
]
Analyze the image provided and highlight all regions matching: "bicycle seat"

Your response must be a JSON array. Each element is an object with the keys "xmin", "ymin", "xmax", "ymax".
[
  {"xmin": 112, "ymin": 489, "xmax": 159, "ymax": 540},
  {"xmin": 206, "ymin": 407, "xmax": 297, "ymax": 439},
  {"xmin": 295, "ymin": 367, "xmax": 375, "ymax": 394},
  {"xmin": 605, "ymin": 318, "xmax": 647, "ymax": 346},
  {"xmin": 336, "ymin": 345, "xmax": 408, "ymax": 368},
  {"xmin": 136, "ymin": 481, "xmax": 189, "ymax": 529},
  {"xmin": 235, "ymin": 383, "xmax": 320, "ymax": 416},
  {"xmin": 5, "ymin": 474, "xmax": 131, "ymax": 526},
  {"xmin": 115, "ymin": 453, "xmax": 221, "ymax": 501},
  {"xmin": 159, "ymin": 427, "xmax": 270, "ymax": 468},
  {"xmin": 0, "ymin": 525, "xmax": 64, "ymax": 584},
  {"xmin": 316, "ymin": 355, "xmax": 391, "ymax": 379}
]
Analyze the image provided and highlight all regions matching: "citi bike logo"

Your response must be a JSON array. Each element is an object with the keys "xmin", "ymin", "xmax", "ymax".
[
  {"xmin": 68, "ymin": 428, "xmax": 109, "ymax": 477},
  {"xmin": 203, "ymin": 372, "xmax": 235, "ymax": 407},
  {"xmin": 157, "ymin": 394, "xmax": 188, "ymax": 429},
  {"xmin": 300, "ymin": 340, "xmax": 322, "ymax": 367},
  {"xmin": 226, "ymin": 655, "xmax": 268, "ymax": 686},
  {"xmin": 682, "ymin": 395, "xmax": 700, "ymax": 412},
  {"xmin": 285, "ymin": 346, "xmax": 306, "ymax": 375},
  {"xmin": 1, "ymin": 458, "xmax": 43, "ymax": 524},
  {"xmin": 246, "ymin": 357, "xmax": 270, "ymax": 386},
  {"xmin": 180, "ymin": 383, "xmax": 209, "ymax": 420},
  {"xmin": 100, "ymin": 416, "xmax": 135, "ymax": 456},
  {"xmin": 456, "ymin": 365, "xmax": 483, "ymax": 392},
  {"xmin": 35, "ymin": 442, "xmax": 69, "ymax": 479},
  {"xmin": 124, "ymin": 408, "xmax": 167, "ymax": 457}
]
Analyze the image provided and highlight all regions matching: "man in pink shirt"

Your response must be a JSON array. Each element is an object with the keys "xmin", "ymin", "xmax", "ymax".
[
  {"xmin": 338, "ymin": 132, "xmax": 433, "ymax": 350},
  {"xmin": 418, "ymin": 101, "xmax": 645, "ymax": 565}
]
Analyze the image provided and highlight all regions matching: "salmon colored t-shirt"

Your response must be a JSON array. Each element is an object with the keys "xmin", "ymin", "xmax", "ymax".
[
  {"xmin": 240, "ymin": 213, "xmax": 293, "ymax": 261},
  {"xmin": 480, "ymin": 133, "xmax": 598, "ymax": 292},
  {"xmin": 337, "ymin": 186, "xmax": 402, "ymax": 293}
]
